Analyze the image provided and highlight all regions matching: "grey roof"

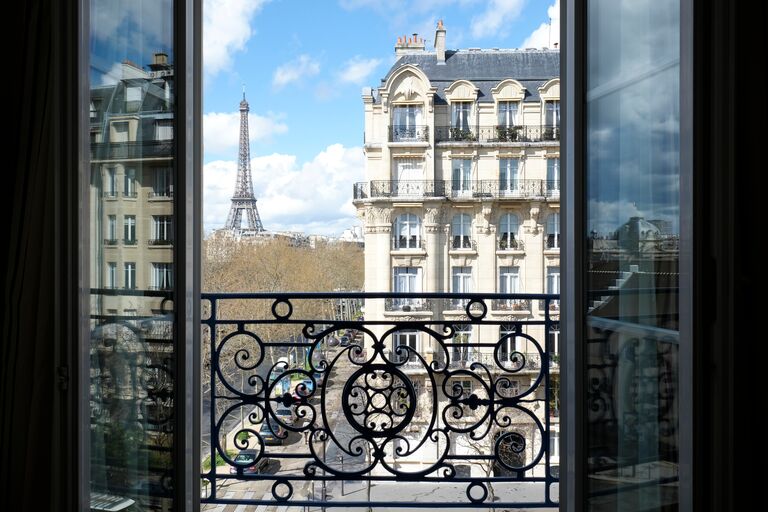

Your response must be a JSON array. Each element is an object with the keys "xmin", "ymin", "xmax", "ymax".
[{"xmin": 380, "ymin": 49, "xmax": 559, "ymax": 104}]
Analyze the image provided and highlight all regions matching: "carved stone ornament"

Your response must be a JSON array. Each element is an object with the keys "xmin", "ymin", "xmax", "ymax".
[
  {"xmin": 364, "ymin": 225, "xmax": 391, "ymax": 235},
  {"xmin": 424, "ymin": 207, "xmax": 443, "ymax": 225},
  {"xmin": 367, "ymin": 206, "xmax": 393, "ymax": 225}
]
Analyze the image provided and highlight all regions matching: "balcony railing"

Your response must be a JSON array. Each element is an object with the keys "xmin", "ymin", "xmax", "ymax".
[
  {"xmin": 90, "ymin": 140, "xmax": 174, "ymax": 160},
  {"xmin": 123, "ymin": 238, "xmax": 138, "ymax": 246},
  {"xmin": 450, "ymin": 237, "xmax": 476, "ymax": 250},
  {"xmin": 498, "ymin": 238, "xmax": 525, "ymax": 250},
  {"xmin": 148, "ymin": 238, "xmax": 173, "ymax": 246},
  {"xmin": 539, "ymin": 299, "xmax": 561, "ymax": 312},
  {"xmin": 148, "ymin": 190, "xmax": 174, "ymax": 199},
  {"xmin": 384, "ymin": 297, "xmax": 432, "ymax": 312},
  {"xmin": 391, "ymin": 237, "xmax": 425, "ymax": 250},
  {"xmin": 353, "ymin": 180, "xmax": 556, "ymax": 201},
  {"xmin": 492, "ymin": 298, "xmax": 532, "ymax": 312},
  {"xmin": 435, "ymin": 124, "xmax": 561, "ymax": 143},
  {"xmin": 103, "ymin": 238, "xmax": 118, "ymax": 246},
  {"xmin": 201, "ymin": 291, "xmax": 559, "ymax": 509},
  {"xmin": 389, "ymin": 124, "xmax": 429, "ymax": 142}
]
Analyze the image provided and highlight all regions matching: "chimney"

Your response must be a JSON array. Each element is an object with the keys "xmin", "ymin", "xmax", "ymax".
[
  {"xmin": 434, "ymin": 20, "xmax": 446, "ymax": 64},
  {"xmin": 395, "ymin": 32, "xmax": 425, "ymax": 55},
  {"xmin": 153, "ymin": 52, "xmax": 168, "ymax": 66}
]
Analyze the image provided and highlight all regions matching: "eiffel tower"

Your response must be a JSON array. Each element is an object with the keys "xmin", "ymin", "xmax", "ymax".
[{"xmin": 225, "ymin": 90, "xmax": 264, "ymax": 235}]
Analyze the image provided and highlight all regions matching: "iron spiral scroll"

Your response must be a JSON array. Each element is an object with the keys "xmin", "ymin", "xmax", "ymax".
[{"xmin": 202, "ymin": 292, "xmax": 559, "ymax": 508}]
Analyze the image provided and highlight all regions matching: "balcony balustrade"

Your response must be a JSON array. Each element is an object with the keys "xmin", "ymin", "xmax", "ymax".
[
  {"xmin": 201, "ymin": 291, "xmax": 559, "ymax": 509},
  {"xmin": 492, "ymin": 298, "xmax": 532, "ymax": 312},
  {"xmin": 353, "ymin": 179, "xmax": 558, "ymax": 201},
  {"xmin": 434, "ymin": 124, "xmax": 561, "ymax": 143},
  {"xmin": 389, "ymin": 124, "xmax": 429, "ymax": 142},
  {"xmin": 391, "ymin": 237, "xmax": 425, "ymax": 251}
]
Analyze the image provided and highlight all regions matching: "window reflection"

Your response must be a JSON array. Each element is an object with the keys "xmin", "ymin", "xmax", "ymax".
[
  {"xmin": 586, "ymin": 0, "xmax": 680, "ymax": 509},
  {"xmin": 88, "ymin": 1, "xmax": 175, "ymax": 509}
]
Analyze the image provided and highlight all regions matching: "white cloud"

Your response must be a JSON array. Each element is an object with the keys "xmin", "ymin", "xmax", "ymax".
[
  {"xmin": 273, "ymin": 55, "xmax": 321, "ymax": 89},
  {"xmin": 203, "ymin": 111, "xmax": 288, "ymax": 157},
  {"xmin": 338, "ymin": 57, "xmax": 382, "ymax": 85},
  {"xmin": 470, "ymin": 0, "xmax": 525, "ymax": 39},
  {"xmin": 204, "ymin": 0, "xmax": 269, "ymax": 76},
  {"xmin": 204, "ymin": 144, "xmax": 365, "ymax": 235},
  {"xmin": 521, "ymin": 0, "xmax": 560, "ymax": 49}
]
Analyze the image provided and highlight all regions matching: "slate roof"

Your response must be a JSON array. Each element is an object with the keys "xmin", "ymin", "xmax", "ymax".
[{"xmin": 379, "ymin": 49, "xmax": 559, "ymax": 104}]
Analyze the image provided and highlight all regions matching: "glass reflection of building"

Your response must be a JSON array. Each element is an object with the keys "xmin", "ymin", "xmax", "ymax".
[{"xmin": 89, "ymin": 52, "xmax": 175, "ymax": 510}]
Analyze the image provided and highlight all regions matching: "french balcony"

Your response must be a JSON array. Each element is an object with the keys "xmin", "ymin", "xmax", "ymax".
[
  {"xmin": 391, "ymin": 237, "xmax": 425, "ymax": 251},
  {"xmin": 539, "ymin": 298, "xmax": 561, "ymax": 313},
  {"xmin": 389, "ymin": 124, "xmax": 429, "ymax": 142},
  {"xmin": 148, "ymin": 189, "xmax": 174, "ymax": 200},
  {"xmin": 492, "ymin": 298, "xmax": 532, "ymax": 312},
  {"xmin": 103, "ymin": 238, "xmax": 118, "ymax": 246},
  {"xmin": 200, "ymin": 291, "xmax": 560, "ymax": 509},
  {"xmin": 447, "ymin": 179, "xmax": 547, "ymax": 199},
  {"xmin": 123, "ymin": 238, "xmax": 138, "ymax": 246},
  {"xmin": 545, "ymin": 179, "xmax": 560, "ymax": 199},
  {"xmin": 498, "ymin": 238, "xmax": 525, "ymax": 251},
  {"xmin": 450, "ymin": 237, "xmax": 476, "ymax": 250},
  {"xmin": 148, "ymin": 238, "xmax": 173, "ymax": 246},
  {"xmin": 353, "ymin": 180, "xmax": 550, "ymax": 201},
  {"xmin": 434, "ymin": 124, "xmax": 562, "ymax": 143},
  {"xmin": 546, "ymin": 234, "xmax": 561, "ymax": 250},
  {"xmin": 384, "ymin": 297, "xmax": 432, "ymax": 312},
  {"xmin": 122, "ymin": 190, "xmax": 138, "ymax": 198}
]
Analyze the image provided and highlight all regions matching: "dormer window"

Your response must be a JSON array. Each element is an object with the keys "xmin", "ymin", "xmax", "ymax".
[{"xmin": 498, "ymin": 101, "xmax": 519, "ymax": 128}]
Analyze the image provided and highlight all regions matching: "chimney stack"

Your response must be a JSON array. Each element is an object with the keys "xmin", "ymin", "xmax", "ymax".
[
  {"xmin": 434, "ymin": 20, "xmax": 446, "ymax": 64},
  {"xmin": 395, "ymin": 32, "xmax": 425, "ymax": 55}
]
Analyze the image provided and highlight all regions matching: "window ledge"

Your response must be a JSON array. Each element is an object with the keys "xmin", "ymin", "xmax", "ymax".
[
  {"xmin": 390, "ymin": 248, "xmax": 427, "ymax": 256},
  {"xmin": 449, "ymin": 249, "xmax": 477, "ymax": 256},
  {"xmin": 496, "ymin": 249, "xmax": 525, "ymax": 256}
]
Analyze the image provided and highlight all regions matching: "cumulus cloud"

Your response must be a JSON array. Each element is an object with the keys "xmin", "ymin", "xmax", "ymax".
[
  {"xmin": 204, "ymin": 144, "xmax": 364, "ymax": 235},
  {"xmin": 338, "ymin": 57, "xmax": 382, "ymax": 85},
  {"xmin": 470, "ymin": 0, "xmax": 525, "ymax": 39},
  {"xmin": 204, "ymin": 0, "xmax": 269, "ymax": 76},
  {"xmin": 273, "ymin": 55, "xmax": 321, "ymax": 89},
  {"xmin": 521, "ymin": 0, "xmax": 560, "ymax": 49},
  {"xmin": 203, "ymin": 111, "xmax": 288, "ymax": 157}
]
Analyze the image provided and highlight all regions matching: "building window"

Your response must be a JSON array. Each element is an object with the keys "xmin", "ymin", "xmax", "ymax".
[
  {"xmin": 155, "ymin": 119, "xmax": 173, "ymax": 141},
  {"xmin": 124, "ymin": 262, "xmax": 136, "ymax": 290},
  {"xmin": 499, "ymin": 324, "xmax": 518, "ymax": 363},
  {"xmin": 451, "ymin": 325, "xmax": 473, "ymax": 364},
  {"xmin": 451, "ymin": 214, "xmax": 472, "ymax": 249},
  {"xmin": 499, "ymin": 266, "xmax": 520, "ymax": 294},
  {"xmin": 393, "ymin": 267, "xmax": 421, "ymax": 307},
  {"xmin": 547, "ymin": 158, "xmax": 560, "ymax": 196},
  {"xmin": 123, "ymin": 168, "xmax": 136, "ymax": 197},
  {"xmin": 544, "ymin": 100, "xmax": 560, "ymax": 128},
  {"xmin": 546, "ymin": 266, "xmax": 560, "ymax": 296},
  {"xmin": 499, "ymin": 158, "xmax": 520, "ymax": 195},
  {"xmin": 106, "ymin": 215, "xmax": 117, "ymax": 243},
  {"xmin": 393, "ymin": 331, "xmax": 418, "ymax": 363},
  {"xmin": 497, "ymin": 101, "xmax": 519, "ymax": 128},
  {"xmin": 546, "ymin": 213, "xmax": 560, "ymax": 249},
  {"xmin": 104, "ymin": 168, "xmax": 117, "ymax": 197},
  {"xmin": 451, "ymin": 101, "xmax": 472, "ymax": 131},
  {"xmin": 111, "ymin": 121, "xmax": 129, "ymax": 143},
  {"xmin": 498, "ymin": 213, "xmax": 520, "ymax": 249},
  {"xmin": 451, "ymin": 267, "xmax": 472, "ymax": 311},
  {"xmin": 152, "ymin": 263, "xmax": 173, "ymax": 290},
  {"xmin": 392, "ymin": 105, "xmax": 423, "ymax": 141},
  {"xmin": 123, "ymin": 215, "xmax": 136, "ymax": 244},
  {"xmin": 126, "ymin": 85, "xmax": 142, "ymax": 112},
  {"xmin": 152, "ymin": 167, "xmax": 173, "ymax": 198},
  {"xmin": 451, "ymin": 159, "xmax": 472, "ymax": 195},
  {"xmin": 106, "ymin": 262, "xmax": 117, "ymax": 289},
  {"xmin": 152, "ymin": 216, "xmax": 173, "ymax": 244},
  {"xmin": 547, "ymin": 327, "xmax": 560, "ymax": 361},
  {"xmin": 549, "ymin": 431, "xmax": 560, "ymax": 459},
  {"xmin": 393, "ymin": 214, "xmax": 420, "ymax": 249}
]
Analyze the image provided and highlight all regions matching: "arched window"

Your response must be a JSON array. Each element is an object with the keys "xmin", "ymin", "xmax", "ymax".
[
  {"xmin": 546, "ymin": 213, "xmax": 560, "ymax": 249},
  {"xmin": 451, "ymin": 214, "xmax": 472, "ymax": 249},
  {"xmin": 498, "ymin": 213, "xmax": 520, "ymax": 249},
  {"xmin": 393, "ymin": 214, "xmax": 421, "ymax": 249}
]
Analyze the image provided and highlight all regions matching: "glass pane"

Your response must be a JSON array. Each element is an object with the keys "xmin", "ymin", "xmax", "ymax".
[
  {"xmin": 88, "ymin": 1, "xmax": 175, "ymax": 510},
  {"xmin": 586, "ymin": 0, "xmax": 680, "ymax": 509}
]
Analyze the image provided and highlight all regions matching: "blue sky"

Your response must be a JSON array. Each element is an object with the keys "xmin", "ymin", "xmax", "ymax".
[{"xmin": 202, "ymin": 0, "xmax": 560, "ymax": 235}]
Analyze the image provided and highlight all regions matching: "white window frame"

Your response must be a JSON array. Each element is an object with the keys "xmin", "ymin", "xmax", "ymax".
[
  {"xmin": 546, "ymin": 213, "xmax": 560, "ymax": 249},
  {"xmin": 124, "ymin": 167, "xmax": 136, "ymax": 197},
  {"xmin": 451, "ymin": 159, "xmax": 472, "ymax": 195},
  {"xmin": 547, "ymin": 266, "xmax": 561, "ymax": 295},
  {"xmin": 545, "ymin": 100, "xmax": 560, "ymax": 128},
  {"xmin": 451, "ymin": 214, "xmax": 472, "ymax": 249},
  {"xmin": 124, "ymin": 262, "xmax": 136, "ymax": 289},
  {"xmin": 547, "ymin": 158, "xmax": 560, "ymax": 196},
  {"xmin": 124, "ymin": 215, "xmax": 136, "ymax": 242},
  {"xmin": 392, "ymin": 105, "xmax": 424, "ymax": 141},
  {"xmin": 106, "ymin": 215, "xmax": 116, "ymax": 241},
  {"xmin": 153, "ymin": 167, "xmax": 173, "ymax": 197},
  {"xmin": 451, "ymin": 266, "xmax": 472, "ymax": 310},
  {"xmin": 451, "ymin": 101, "xmax": 473, "ymax": 131},
  {"xmin": 106, "ymin": 262, "xmax": 117, "ymax": 289},
  {"xmin": 393, "ymin": 267, "xmax": 421, "ymax": 306},
  {"xmin": 394, "ymin": 214, "xmax": 421, "ymax": 249},
  {"xmin": 499, "ymin": 158, "xmax": 520, "ymax": 195},
  {"xmin": 153, "ymin": 215, "xmax": 173, "ymax": 242},
  {"xmin": 499, "ymin": 213, "xmax": 520, "ymax": 249},
  {"xmin": 497, "ymin": 101, "xmax": 519, "ymax": 127},
  {"xmin": 152, "ymin": 262, "xmax": 173, "ymax": 290},
  {"xmin": 393, "ymin": 331, "xmax": 419, "ymax": 363},
  {"xmin": 104, "ymin": 168, "xmax": 117, "ymax": 196}
]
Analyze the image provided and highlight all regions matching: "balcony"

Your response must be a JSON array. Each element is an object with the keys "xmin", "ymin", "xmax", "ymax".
[
  {"xmin": 492, "ymin": 298, "xmax": 532, "ymax": 312},
  {"xmin": 389, "ymin": 124, "xmax": 429, "ymax": 142},
  {"xmin": 498, "ymin": 238, "xmax": 525, "ymax": 251},
  {"xmin": 450, "ymin": 237, "xmax": 476, "ymax": 250},
  {"xmin": 391, "ymin": 237, "xmax": 425, "ymax": 251},
  {"xmin": 123, "ymin": 238, "xmax": 138, "ymax": 246},
  {"xmin": 148, "ymin": 238, "xmax": 173, "ymax": 246},
  {"xmin": 384, "ymin": 297, "xmax": 432, "ymax": 312},
  {"xmin": 539, "ymin": 298, "xmax": 561, "ymax": 313},
  {"xmin": 90, "ymin": 140, "xmax": 174, "ymax": 160},
  {"xmin": 434, "ymin": 125, "xmax": 561, "ymax": 144},
  {"xmin": 352, "ymin": 180, "xmax": 445, "ymax": 200},
  {"xmin": 122, "ymin": 190, "xmax": 138, "ymax": 198},
  {"xmin": 545, "ymin": 179, "xmax": 560, "ymax": 199},
  {"xmin": 103, "ymin": 238, "xmax": 118, "ymax": 246},
  {"xmin": 201, "ymin": 291, "xmax": 559, "ymax": 509},
  {"xmin": 148, "ymin": 189, "xmax": 174, "ymax": 200}
]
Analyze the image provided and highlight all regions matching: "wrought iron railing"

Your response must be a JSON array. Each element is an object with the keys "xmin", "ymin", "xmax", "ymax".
[
  {"xmin": 492, "ymin": 298, "xmax": 532, "ymax": 312},
  {"xmin": 148, "ymin": 238, "xmax": 173, "ymax": 246},
  {"xmin": 389, "ymin": 124, "xmax": 429, "ymax": 142},
  {"xmin": 91, "ymin": 140, "xmax": 174, "ymax": 160},
  {"xmin": 201, "ymin": 292, "xmax": 559, "ymax": 509},
  {"xmin": 384, "ymin": 297, "xmax": 432, "ymax": 312},
  {"xmin": 498, "ymin": 238, "xmax": 525, "ymax": 251},
  {"xmin": 391, "ymin": 237, "xmax": 425, "ymax": 251},
  {"xmin": 434, "ymin": 125, "xmax": 561, "ymax": 143},
  {"xmin": 148, "ymin": 190, "xmax": 174, "ymax": 199},
  {"xmin": 353, "ymin": 180, "xmax": 555, "ymax": 201},
  {"xmin": 450, "ymin": 237, "xmax": 477, "ymax": 250}
]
